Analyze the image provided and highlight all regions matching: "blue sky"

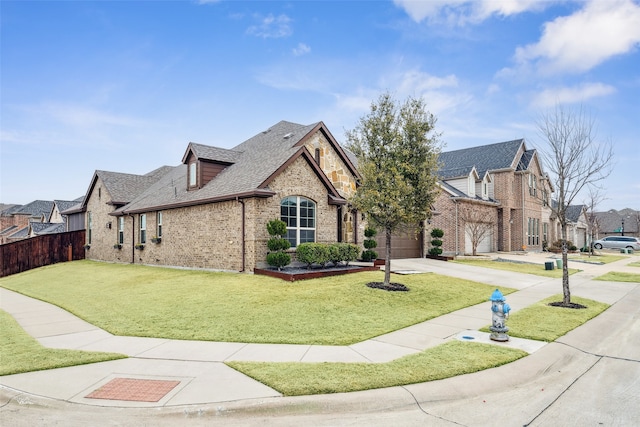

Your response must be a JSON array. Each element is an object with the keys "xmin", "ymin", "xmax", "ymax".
[{"xmin": 2, "ymin": 0, "xmax": 639, "ymax": 211}]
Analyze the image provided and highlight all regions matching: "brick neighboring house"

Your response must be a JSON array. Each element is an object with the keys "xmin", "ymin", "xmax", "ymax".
[
  {"xmin": 428, "ymin": 139, "xmax": 555, "ymax": 255},
  {"xmin": 78, "ymin": 120, "xmax": 362, "ymax": 272},
  {"xmin": 554, "ymin": 204, "xmax": 589, "ymax": 249},
  {"xmin": 0, "ymin": 200, "xmax": 56, "ymax": 243}
]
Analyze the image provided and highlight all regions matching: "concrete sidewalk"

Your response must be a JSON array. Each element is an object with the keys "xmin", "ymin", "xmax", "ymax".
[{"xmin": 1, "ymin": 253, "xmax": 638, "ymax": 417}]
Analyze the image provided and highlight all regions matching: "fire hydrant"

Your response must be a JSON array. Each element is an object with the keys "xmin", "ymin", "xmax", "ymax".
[{"xmin": 490, "ymin": 289, "xmax": 511, "ymax": 342}]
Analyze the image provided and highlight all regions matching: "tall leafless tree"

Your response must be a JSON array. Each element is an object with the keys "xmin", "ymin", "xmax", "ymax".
[
  {"xmin": 459, "ymin": 204, "xmax": 495, "ymax": 256},
  {"xmin": 536, "ymin": 104, "xmax": 614, "ymax": 306},
  {"xmin": 583, "ymin": 186, "xmax": 607, "ymax": 257}
]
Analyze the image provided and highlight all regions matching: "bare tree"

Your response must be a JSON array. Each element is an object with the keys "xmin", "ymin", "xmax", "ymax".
[
  {"xmin": 536, "ymin": 104, "xmax": 614, "ymax": 306},
  {"xmin": 583, "ymin": 186, "xmax": 607, "ymax": 257},
  {"xmin": 459, "ymin": 204, "xmax": 495, "ymax": 256}
]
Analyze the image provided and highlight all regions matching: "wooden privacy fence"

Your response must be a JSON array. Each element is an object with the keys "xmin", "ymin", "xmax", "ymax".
[{"xmin": 0, "ymin": 230, "xmax": 86, "ymax": 277}]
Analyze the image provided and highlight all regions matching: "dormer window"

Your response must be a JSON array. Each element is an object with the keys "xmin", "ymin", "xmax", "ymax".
[{"xmin": 189, "ymin": 162, "xmax": 197, "ymax": 187}]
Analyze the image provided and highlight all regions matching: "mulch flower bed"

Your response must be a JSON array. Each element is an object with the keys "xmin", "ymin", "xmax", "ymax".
[
  {"xmin": 366, "ymin": 282, "xmax": 409, "ymax": 292},
  {"xmin": 548, "ymin": 301, "xmax": 587, "ymax": 309},
  {"xmin": 254, "ymin": 264, "xmax": 379, "ymax": 282}
]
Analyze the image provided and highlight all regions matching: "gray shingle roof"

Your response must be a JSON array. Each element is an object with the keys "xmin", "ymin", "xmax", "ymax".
[
  {"xmin": 14, "ymin": 200, "xmax": 54, "ymax": 221},
  {"xmin": 438, "ymin": 139, "xmax": 524, "ymax": 177},
  {"xmin": 95, "ymin": 170, "xmax": 167, "ymax": 205},
  {"xmin": 54, "ymin": 200, "xmax": 81, "ymax": 213},
  {"xmin": 516, "ymin": 149, "xmax": 535, "ymax": 172},
  {"xmin": 566, "ymin": 205, "xmax": 585, "ymax": 223},
  {"xmin": 0, "ymin": 204, "xmax": 23, "ymax": 216},
  {"xmin": 30, "ymin": 222, "xmax": 66, "ymax": 235},
  {"xmin": 185, "ymin": 143, "xmax": 243, "ymax": 163},
  {"xmin": 118, "ymin": 121, "xmax": 328, "ymax": 213},
  {"xmin": 595, "ymin": 209, "xmax": 639, "ymax": 233}
]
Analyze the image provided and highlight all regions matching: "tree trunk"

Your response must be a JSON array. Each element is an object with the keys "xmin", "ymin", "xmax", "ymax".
[
  {"xmin": 384, "ymin": 227, "xmax": 392, "ymax": 286},
  {"xmin": 561, "ymin": 223, "xmax": 571, "ymax": 304}
]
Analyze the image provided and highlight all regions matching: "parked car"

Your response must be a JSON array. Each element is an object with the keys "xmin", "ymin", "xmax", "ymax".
[{"xmin": 592, "ymin": 236, "xmax": 640, "ymax": 250}]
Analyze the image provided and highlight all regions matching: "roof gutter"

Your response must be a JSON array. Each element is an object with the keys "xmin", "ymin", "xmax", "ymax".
[
  {"xmin": 237, "ymin": 197, "xmax": 246, "ymax": 272},
  {"xmin": 109, "ymin": 189, "xmax": 276, "ymax": 216}
]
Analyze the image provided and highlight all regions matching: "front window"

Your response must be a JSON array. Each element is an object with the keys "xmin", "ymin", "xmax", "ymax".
[
  {"xmin": 157, "ymin": 211, "xmax": 163, "ymax": 238},
  {"xmin": 118, "ymin": 217, "xmax": 124, "ymax": 245},
  {"xmin": 280, "ymin": 196, "xmax": 316, "ymax": 247},
  {"xmin": 87, "ymin": 212, "xmax": 92, "ymax": 244},
  {"xmin": 189, "ymin": 162, "xmax": 197, "ymax": 187},
  {"xmin": 139, "ymin": 214, "xmax": 147, "ymax": 244}
]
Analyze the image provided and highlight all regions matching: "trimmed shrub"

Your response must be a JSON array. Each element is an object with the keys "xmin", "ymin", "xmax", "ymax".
[
  {"xmin": 296, "ymin": 243, "xmax": 331, "ymax": 268},
  {"xmin": 362, "ymin": 227, "xmax": 379, "ymax": 262},
  {"xmin": 266, "ymin": 219, "xmax": 290, "ymax": 270},
  {"xmin": 267, "ymin": 219, "xmax": 287, "ymax": 237},
  {"xmin": 430, "ymin": 228, "xmax": 444, "ymax": 238},
  {"xmin": 338, "ymin": 243, "xmax": 360, "ymax": 266},
  {"xmin": 361, "ymin": 250, "xmax": 378, "ymax": 262},
  {"xmin": 268, "ymin": 237, "xmax": 290, "ymax": 252},
  {"xmin": 266, "ymin": 252, "xmax": 291, "ymax": 270},
  {"xmin": 429, "ymin": 228, "xmax": 444, "ymax": 256}
]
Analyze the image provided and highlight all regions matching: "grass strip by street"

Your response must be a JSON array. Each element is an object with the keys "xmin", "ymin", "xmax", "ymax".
[
  {"xmin": 628, "ymin": 262, "xmax": 640, "ymax": 267},
  {"xmin": 0, "ymin": 261, "xmax": 515, "ymax": 345},
  {"xmin": 567, "ymin": 254, "xmax": 628, "ymax": 264},
  {"xmin": 226, "ymin": 341, "xmax": 526, "ymax": 396},
  {"xmin": 453, "ymin": 258, "xmax": 581, "ymax": 277},
  {"xmin": 0, "ymin": 309, "xmax": 126, "ymax": 376},
  {"xmin": 594, "ymin": 272, "xmax": 640, "ymax": 282},
  {"xmin": 480, "ymin": 295, "xmax": 609, "ymax": 342}
]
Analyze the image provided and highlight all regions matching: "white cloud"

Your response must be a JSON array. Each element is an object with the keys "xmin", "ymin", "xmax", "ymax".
[
  {"xmin": 515, "ymin": 0, "xmax": 640, "ymax": 74},
  {"xmin": 393, "ymin": 0, "xmax": 545, "ymax": 24},
  {"xmin": 246, "ymin": 14, "xmax": 292, "ymax": 38},
  {"xmin": 292, "ymin": 42, "xmax": 310, "ymax": 56},
  {"xmin": 531, "ymin": 82, "xmax": 616, "ymax": 108}
]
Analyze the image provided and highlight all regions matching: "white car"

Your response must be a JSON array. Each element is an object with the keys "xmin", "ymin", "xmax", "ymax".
[{"xmin": 592, "ymin": 236, "xmax": 640, "ymax": 251}]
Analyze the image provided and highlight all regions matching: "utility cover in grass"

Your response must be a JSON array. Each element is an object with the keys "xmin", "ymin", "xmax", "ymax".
[{"xmin": 366, "ymin": 282, "xmax": 409, "ymax": 291}]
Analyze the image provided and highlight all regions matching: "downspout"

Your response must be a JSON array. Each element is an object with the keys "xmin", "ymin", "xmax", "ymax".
[{"xmin": 237, "ymin": 198, "xmax": 246, "ymax": 272}]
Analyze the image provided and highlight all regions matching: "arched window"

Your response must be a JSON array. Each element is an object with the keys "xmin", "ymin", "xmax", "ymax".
[{"xmin": 281, "ymin": 196, "xmax": 316, "ymax": 247}]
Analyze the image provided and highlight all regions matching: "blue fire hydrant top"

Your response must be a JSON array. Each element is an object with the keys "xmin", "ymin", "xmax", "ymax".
[{"xmin": 490, "ymin": 289, "xmax": 505, "ymax": 302}]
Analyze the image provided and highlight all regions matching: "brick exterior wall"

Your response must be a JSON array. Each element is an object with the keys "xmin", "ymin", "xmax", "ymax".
[
  {"xmin": 431, "ymin": 152, "xmax": 553, "ymax": 255},
  {"xmin": 85, "ymin": 133, "xmax": 363, "ymax": 272}
]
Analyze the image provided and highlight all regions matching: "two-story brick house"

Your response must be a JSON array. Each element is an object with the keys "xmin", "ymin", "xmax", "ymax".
[
  {"xmin": 78, "ymin": 121, "xmax": 362, "ymax": 271},
  {"xmin": 429, "ymin": 139, "xmax": 554, "ymax": 255}
]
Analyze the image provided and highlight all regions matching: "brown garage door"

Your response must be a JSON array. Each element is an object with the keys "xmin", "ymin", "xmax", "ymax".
[{"xmin": 374, "ymin": 226, "xmax": 423, "ymax": 259}]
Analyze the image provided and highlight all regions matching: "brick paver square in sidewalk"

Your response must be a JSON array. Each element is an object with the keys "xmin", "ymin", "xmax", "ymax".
[{"xmin": 86, "ymin": 378, "xmax": 180, "ymax": 402}]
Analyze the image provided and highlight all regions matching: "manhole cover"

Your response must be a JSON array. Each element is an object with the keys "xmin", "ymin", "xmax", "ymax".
[{"xmin": 86, "ymin": 378, "xmax": 180, "ymax": 402}]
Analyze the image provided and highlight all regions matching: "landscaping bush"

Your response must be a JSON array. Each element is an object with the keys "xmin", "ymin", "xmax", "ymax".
[
  {"xmin": 266, "ymin": 219, "xmax": 291, "ymax": 270},
  {"xmin": 297, "ymin": 242, "xmax": 360, "ymax": 267},
  {"xmin": 296, "ymin": 243, "xmax": 331, "ymax": 268},
  {"xmin": 266, "ymin": 252, "xmax": 291, "ymax": 270},
  {"xmin": 337, "ymin": 243, "xmax": 360, "ymax": 266},
  {"xmin": 428, "ymin": 228, "xmax": 444, "ymax": 256},
  {"xmin": 362, "ymin": 227, "xmax": 378, "ymax": 262}
]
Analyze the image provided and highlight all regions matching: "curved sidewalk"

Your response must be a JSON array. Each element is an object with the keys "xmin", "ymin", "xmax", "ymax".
[{"xmin": 1, "ymin": 254, "xmax": 638, "ymax": 410}]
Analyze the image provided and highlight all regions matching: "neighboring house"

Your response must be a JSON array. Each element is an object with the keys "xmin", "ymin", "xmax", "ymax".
[
  {"xmin": 428, "ymin": 139, "xmax": 554, "ymax": 256},
  {"xmin": 561, "ymin": 204, "xmax": 589, "ymax": 249},
  {"xmin": 0, "ymin": 200, "xmax": 55, "ymax": 243},
  {"xmin": 79, "ymin": 121, "xmax": 362, "ymax": 272},
  {"xmin": 594, "ymin": 209, "xmax": 640, "ymax": 238}
]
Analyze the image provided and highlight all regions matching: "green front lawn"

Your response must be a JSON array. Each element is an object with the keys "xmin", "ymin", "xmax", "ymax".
[
  {"xmin": 0, "ymin": 261, "xmax": 514, "ymax": 345},
  {"xmin": 227, "ymin": 341, "xmax": 526, "ymax": 396},
  {"xmin": 628, "ymin": 262, "xmax": 640, "ymax": 267},
  {"xmin": 480, "ymin": 294, "xmax": 609, "ymax": 341},
  {"xmin": 0, "ymin": 309, "xmax": 125, "ymax": 376},
  {"xmin": 453, "ymin": 259, "xmax": 581, "ymax": 277},
  {"xmin": 594, "ymin": 272, "xmax": 640, "ymax": 283},
  {"xmin": 568, "ymin": 254, "xmax": 627, "ymax": 264}
]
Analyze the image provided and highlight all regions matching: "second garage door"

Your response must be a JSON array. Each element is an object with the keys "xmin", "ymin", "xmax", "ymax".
[{"xmin": 375, "ymin": 226, "xmax": 423, "ymax": 259}]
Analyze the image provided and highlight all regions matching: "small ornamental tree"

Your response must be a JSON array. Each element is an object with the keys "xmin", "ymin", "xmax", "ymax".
[
  {"xmin": 428, "ymin": 228, "xmax": 444, "ymax": 256},
  {"xmin": 362, "ymin": 227, "xmax": 378, "ymax": 262},
  {"xmin": 266, "ymin": 219, "xmax": 290, "ymax": 270}
]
